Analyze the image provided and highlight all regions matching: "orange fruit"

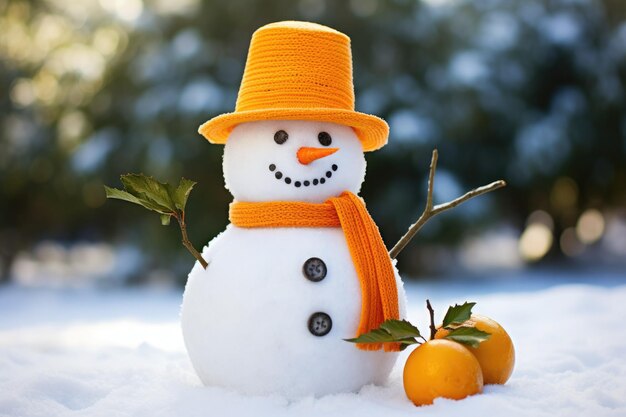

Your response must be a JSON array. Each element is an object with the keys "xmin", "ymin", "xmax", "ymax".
[
  {"xmin": 403, "ymin": 339, "xmax": 483, "ymax": 406},
  {"xmin": 435, "ymin": 314, "xmax": 515, "ymax": 384}
]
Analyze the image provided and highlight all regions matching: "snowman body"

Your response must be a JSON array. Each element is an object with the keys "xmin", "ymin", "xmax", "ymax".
[
  {"xmin": 181, "ymin": 120, "xmax": 407, "ymax": 397},
  {"xmin": 182, "ymin": 227, "xmax": 406, "ymax": 397}
]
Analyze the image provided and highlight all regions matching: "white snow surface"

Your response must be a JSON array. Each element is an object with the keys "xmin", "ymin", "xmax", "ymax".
[{"xmin": 1, "ymin": 273, "xmax": 626, "ymax": 417}]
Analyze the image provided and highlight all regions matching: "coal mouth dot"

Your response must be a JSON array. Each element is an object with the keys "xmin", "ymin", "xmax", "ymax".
[{"xmin": 269, "ymin": 162, "xmax": 338, "ymax": 188}]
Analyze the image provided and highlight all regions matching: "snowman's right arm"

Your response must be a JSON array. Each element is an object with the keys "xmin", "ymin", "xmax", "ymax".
[{"xmin": 196, "ymin": 226, "xmax": 234, "ymax": 270}]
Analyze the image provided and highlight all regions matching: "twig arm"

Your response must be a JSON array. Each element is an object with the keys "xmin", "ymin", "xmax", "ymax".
[
  {"xmin": 387, "ymin": 151, "xmax": 438, "ymax": 259},
  {"xmin": 425, "ymin": 149, "xmax": 438, "ymax": 211},
  {"xmin": 176, "ymin": 213, "xmax": 208, "ymax": 269},
  {"xmin": 388, "ymin": 149, "xmax": 506, "ymax": 260},
  {"xmin": 431, "ymin": 180, "xmax": 507, "ymax": 215}
]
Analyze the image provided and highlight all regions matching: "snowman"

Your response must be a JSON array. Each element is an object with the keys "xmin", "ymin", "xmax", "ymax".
[{"xmin": 181, "ymin": 21, "xmax": 407, "ymax": 398}]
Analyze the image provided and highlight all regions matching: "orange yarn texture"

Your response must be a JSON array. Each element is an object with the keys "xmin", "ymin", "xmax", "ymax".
[
  {"xmin": 198, "ymin": 21, "xmax": 389, "ymax": 152},
  {"xmin": 230, "ymin": 191, "xmax": 400, "ymax": 352}
]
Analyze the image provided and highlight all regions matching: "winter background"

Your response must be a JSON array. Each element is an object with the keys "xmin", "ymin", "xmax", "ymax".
[{"xmin": 1, "ymin": 0, "xmax": 625, "ymax": 416}]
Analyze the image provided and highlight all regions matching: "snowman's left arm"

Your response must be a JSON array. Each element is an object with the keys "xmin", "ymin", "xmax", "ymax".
[{"xmin": 388, "ymin": 149, "xmax": 506, "ymax": 260}]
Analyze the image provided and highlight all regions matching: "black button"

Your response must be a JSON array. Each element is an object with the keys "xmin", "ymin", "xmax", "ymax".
[
  {"xmin": 308, "ymin": 312, "xmax": 332, "ymax": 337},
  {"xmin": 303, "ymin": 257, "xmax": 327, "ymax": 282}
]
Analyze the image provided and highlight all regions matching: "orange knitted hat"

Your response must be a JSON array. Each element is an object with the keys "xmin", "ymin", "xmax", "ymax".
[{"xmin": 198, "ymin": 21, "xmax": 389, "ymax": 152}]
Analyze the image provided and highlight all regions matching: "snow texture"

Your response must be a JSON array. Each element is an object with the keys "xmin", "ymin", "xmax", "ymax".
[
  {"xmin": 182, "ymin": 227, "xmax": 407, "ymax": 397},
  {"xmin": 223, "ymin": 120, "xmax": 366, "ymax": 203},
  {"xmin": 2, "ymin": 273, "xmax": 625, "ymax": 417}
]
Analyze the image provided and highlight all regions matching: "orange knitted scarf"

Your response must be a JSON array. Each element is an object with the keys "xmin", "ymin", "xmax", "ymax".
[{"xmin": 229, "ymin": 191, "xmax": 400, "ymax": 352}]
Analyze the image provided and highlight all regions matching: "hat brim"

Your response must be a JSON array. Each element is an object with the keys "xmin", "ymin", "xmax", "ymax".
[{"xmin": 198, "ymin": 108, "xmax": 389, "ymax": 152}]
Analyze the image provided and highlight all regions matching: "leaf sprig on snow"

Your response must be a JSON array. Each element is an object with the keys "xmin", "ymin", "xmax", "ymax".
[
  {"xmin": 344, "ymin": 300, "xmax": 490, "ymax": 349},
  {"xmin": 442, "ymin": 326, "xmax": 491, "ymax": 348},
  {"xmin": 345, "ymin": 319, "xmax": 424, "ymax": 351},
  {"xmin": 442, "ymin": 302, "xmax": 476, "ymax": 328}
]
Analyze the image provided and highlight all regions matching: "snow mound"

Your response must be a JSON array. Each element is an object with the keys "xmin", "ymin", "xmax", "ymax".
[{"xmin": 1, "ymin": 280, "xmax": 625, "ymax": 417}]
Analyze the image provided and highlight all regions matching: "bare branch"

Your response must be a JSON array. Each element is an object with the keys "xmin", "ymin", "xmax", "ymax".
[
  {"xmin": 388, "ymin": 149, "xmax": 506, "ymax": 260},
  {"xmin": 425, "ymin": 149, "xmax": 438, "ymax": 211},
  {"xmin": 431, "ymin": 180, "xmax": 507, "ymax": 216}
]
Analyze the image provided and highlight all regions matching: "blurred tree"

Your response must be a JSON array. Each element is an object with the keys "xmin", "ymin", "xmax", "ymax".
[{"xmin": 0, "ymin": 0, "xmax": 624, "ymax": 282}]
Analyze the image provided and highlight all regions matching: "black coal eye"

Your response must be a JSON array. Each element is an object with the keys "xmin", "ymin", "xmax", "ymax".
[
  {"xmin": 318, "ymin": 132, "xmax": 332, "ymax": 146},
  {"xmin": 274, "ymin": 130, "xmax": 288, "ymax": 145}
]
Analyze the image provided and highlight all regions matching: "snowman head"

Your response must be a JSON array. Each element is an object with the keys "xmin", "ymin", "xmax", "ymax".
[
  {"xmin": 223, "ymin": 120, "xmax": 366, "ymax": 203},
  {"xmin": 200, "ymin": 22, "xmax": 390, "ymax": 202}
]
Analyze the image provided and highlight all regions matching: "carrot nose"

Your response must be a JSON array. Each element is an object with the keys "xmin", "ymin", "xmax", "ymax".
[{"xmin": 297, "ymin": 147, "xmax": 339, "ymax": 165}]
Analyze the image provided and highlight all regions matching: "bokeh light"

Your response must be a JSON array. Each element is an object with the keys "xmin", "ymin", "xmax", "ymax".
[
  {"xmin": 519, "ymin": 223, "xmax": 553, "ymax": 262},
  {"xmin": 560, "ymin": 227, "xmax": 584, "ymax": 257},
  {"xmin": 576, "ymin": 209, "xmax": 605, "ymax": 245},
  {"xmin": 550, "ymin": 177, "xmax": 578, "ymax": 214}
]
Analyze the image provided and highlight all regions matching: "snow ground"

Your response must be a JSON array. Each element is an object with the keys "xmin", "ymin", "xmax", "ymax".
[{"xmin": 1, "ymin": 271, "xmax": 625, "ymax": 417}]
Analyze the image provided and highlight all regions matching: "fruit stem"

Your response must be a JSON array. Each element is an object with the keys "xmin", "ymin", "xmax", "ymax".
[{"xmin": 426, "ymin": 299, "xmax": 436, "ymax": 340}]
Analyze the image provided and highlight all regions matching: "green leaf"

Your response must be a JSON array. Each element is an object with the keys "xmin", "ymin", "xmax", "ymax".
[
  {"xmin": 120, "ymin": 174, "xmax": 177, "ymax": 213},
  {"xmin": 344, "ymin": 319, "xmax": 422, "ymax": 349},
  {"xmin": 443, "ymin": 326, "xmax": 491, "ymax": 348},
  {"xmin": 171, "ymin": 178, "xmax": 196, "ymax": 211},
  {"xmin": 380, "ymin": 319, "xmax": 421, "ymax": 340},
  {"xmin": 105, "ymin": 174, "xmax": 199, "ymax": 219},
  {"xmin": 442, "ymin": 302, "xmax": 476, "ymax": 328},
  {"xmin": 344, "ymin": 328, "xmax": 396, "ymax": 344},
  {"xmin": 105, "ymin": 186, "xmax": 171, "ymax": 214},
  {"xmin": 104, "ymin": 186, "xmax": 145, "ymax": 205},
  {"xmin": 160, "ymin": 214, "xmax": 172, "ymax": 226},
  {"xmin": 397, "ymin": 338, "xmax": 421, "ymax": 351}
]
